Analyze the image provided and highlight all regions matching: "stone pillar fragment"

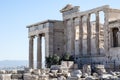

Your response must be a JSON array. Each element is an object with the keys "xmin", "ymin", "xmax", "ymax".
[
  {"xmin": 87, "ymin": 14, "xmax": 91, "ymax": 55},
  {"xmin": 37, "ymin": 34, "xmax": 42, "ymax": 69},
  {"xmin": 82, "ymin": 64, "xmax": 91, "ymax": 76},
  {"xmin": 29, "ymin": 36, "xmax": 34, "ymax": 69},
  {"xmin": 79, "ymin": 16, "xmax": 83, "ymax": 56},
  {"xmin": 96, "ymin": 12, "xmax": 100, "ymax": 55}
]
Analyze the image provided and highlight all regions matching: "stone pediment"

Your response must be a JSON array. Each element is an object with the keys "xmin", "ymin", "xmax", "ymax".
[{"xmin": 60, "ymin": 4, "xmax": 73, "ymax": 12}]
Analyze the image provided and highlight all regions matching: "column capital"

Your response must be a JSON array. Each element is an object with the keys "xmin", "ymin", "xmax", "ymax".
[
  {"xmin": 86, "ymin": 13, "xmax": 91, "ymax": 17},
  {"xmin": 70, "ymin": 18, "xmax": 74, "ymax": 21},
  {"xmin": 29, "ymin": 36, "xmax": 35, "ymax": 39},
  {"xmin": 79, "ymin": 16, "xmax": 83, "ymax": 19},
  {"xmin": 64, "ymin": 18, "xmax": 70, "ymax": 21},
  {"xmin": 36, "ymin": 34, "xmax": 42, "ymax": 37},
  {"xmin": 95, "ymin": 12, "xmax": 99, "ymax": 19},
  {"xmin": 95, "ymin": 11, "xmax": 99, "ymax": 14}
]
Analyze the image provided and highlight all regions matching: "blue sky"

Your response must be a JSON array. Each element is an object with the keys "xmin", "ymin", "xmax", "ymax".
[{"xmin": 0, "ymin": 0, "xmax": 120, "ymax": 60}]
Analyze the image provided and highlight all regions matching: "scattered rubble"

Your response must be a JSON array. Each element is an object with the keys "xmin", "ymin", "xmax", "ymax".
[{"xmin": 0, "ymin": 61, "xmax": 120, "ymax": 80}]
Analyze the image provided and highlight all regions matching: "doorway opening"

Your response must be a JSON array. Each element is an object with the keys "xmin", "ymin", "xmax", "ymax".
[{"xmin": 112, "ymin": 28, "xmax": 119, "ymax": 47}]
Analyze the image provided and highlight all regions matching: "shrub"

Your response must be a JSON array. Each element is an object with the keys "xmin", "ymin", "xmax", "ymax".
[
  {"xmin": 52, "ymin": 54, "xmax": 60, "ymax": 64},
  {"xmin": 61, "ymin": 53, "xmax": 70, "ymax": 61},
  {"xmin": 45, "ymin": 54, "xmax": 60, "ymax": 68},
  {"xmin": 45, "ymin": 53, "xmax": 75, "ymax": 68}
]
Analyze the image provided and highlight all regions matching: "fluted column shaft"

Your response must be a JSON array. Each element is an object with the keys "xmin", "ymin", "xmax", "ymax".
[
  {"xmin": 71, "ymin": 18, "xmax": 75, "ymax": 55},
  {"xmin": 29, "ymin": 36, "xmax": 34, "ymax": 69},
  {"xmin": 87, "ymin": 14, "xmax": 91, "ymax": 55},
  {"xmin": 63, "ymin": 20, "xmax": 67, "ymax": 54},
  {"xmin": 104, "ymin": 10, "xmax": 109, "ymax": 53},
  {"xmin": 37, "ymin": 34, "xmax": 42, "ymax": 69},
  {"xmin": 96, "ymin": 12, "xmax": 100, "ymax": 55},
  {"xmin": 79, "ymin": 16, "xmax": 83, "ymax": 55}
]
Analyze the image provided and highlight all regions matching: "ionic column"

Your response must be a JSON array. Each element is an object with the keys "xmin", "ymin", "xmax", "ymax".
[
  {"xmin": 63, "ymin": 20, "xmax": 67, "ymax": 54},
  {"xmin": 71, "ymin": 18, "xmax": 75, "ymax": 56},
  {"xmin": 29, "ymin": 36, "xmax": 34, "ymax": 69},
  {"xmin": 96, "ymin": 12, "xmax": 100, "ymax": 55},
  {"xmin": 37, "ymin": 34, "xmax": 42, "ymax": 69},
  {"xmin": 45, "ymin": 33, "xmax": 49, "ymax": 57},
  {"xmin": 87, "ymin": 14, "xmax": 91, "ymax": 55},
  {"xmin": 104, "ymin": 9, "xmax": 109, "ymax": 53},
  {"xmin": 79, "ymin": 16, "xmax": 83, "ymax": 56}
]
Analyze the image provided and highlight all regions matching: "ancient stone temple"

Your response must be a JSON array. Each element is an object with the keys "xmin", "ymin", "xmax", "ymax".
[
  {"xmin": 27, "ymin": 20, "xmax": 64, "ymax": 68},
  {"xmin": 27, "ymin": 4, "xmax": 120, "ymax": 69}
]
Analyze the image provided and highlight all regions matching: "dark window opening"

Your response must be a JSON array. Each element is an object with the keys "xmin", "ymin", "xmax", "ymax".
[{"xmin": 112, "ymin": 28, "xmax": 119, "ymax": 47}]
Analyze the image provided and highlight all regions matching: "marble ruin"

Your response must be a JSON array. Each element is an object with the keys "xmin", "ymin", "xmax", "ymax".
[
  {"xmin": 1, "ymin": 4, "xmax": 120, "ymax": 80},
  {"xmin": 27, "ymin": 20, "xmax": 64, "ymax": 69},
  {"xmin": 27, "ymin": 4, "xmax": 120, "ymax": 70}
]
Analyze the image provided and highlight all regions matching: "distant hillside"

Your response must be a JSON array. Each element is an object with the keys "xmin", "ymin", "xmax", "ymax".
[{"xmin": 0, "ymin": 60, "xmax": 28, "ymax": 67}]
